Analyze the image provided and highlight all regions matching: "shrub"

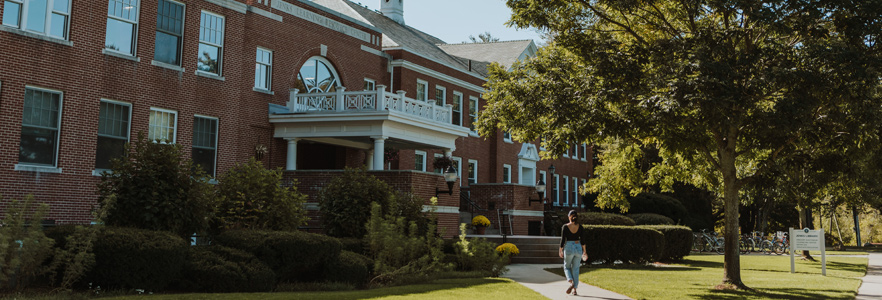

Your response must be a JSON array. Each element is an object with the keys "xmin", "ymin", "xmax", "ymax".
[
  {"xmin": 578, "ymin": 212, "xmax": 636, "ymax": 226},
  {"xmin": 452, "ymin": 224, "xmax": 507, "ymax": 276},
  {"xmin": 583, "ymin": 225, "xmax": 664, "ymax": 264},
  {"xmin": 495, "ymin": 243, "xmax": 519, "ymax": 256},
  {"xmin": 338, "ymin": 237, "xmax": 367, "ymax": 255},
  {"xmin": 88, "ymin": 227, "xmax": 187, "ymax": 291},
  {"xmin": 630, "ymin": 213, "xmax": 675, "ymax": 225},
  {"xmin": 214, "ymin": 158, "xmax": 308, "ymax": 232},
  {"xmin": 98, "ymin": 133, "xmax": 216, "ymax": 238},
  {"xmin": 322, "ymin": 250, "xmax": 373, "ymax": 287},
  {"xmin": 44, "ymin": 225, "xmax": 96, "ymax": 291},
  {"xmin": 627, "ymin": 193, "xmax": 688, "ymax": 224},
  {"xmin": 642, "ymin": 225, "xmax": 692, "ymax": 261},
  {"xmin": 176, "ymin": 245, "xmax": 276, "ymax": 293},
  {"xmin": 472, "ymin": 215, "xmax": 490, "ymax": 227},
  {"xmin": 213, "ymin": 229, "xmax": 341, "ymax": 282},
  {"xmin": 366, "ymin": 202, "xmax": 446, "ymax": 287},
  {"xmin": 0, "ymin": 195, "xmax": 54, "ymax": 292},
  {"xmin": 318, "ymin": 168, "xmax": 424, "ymax": 238}
]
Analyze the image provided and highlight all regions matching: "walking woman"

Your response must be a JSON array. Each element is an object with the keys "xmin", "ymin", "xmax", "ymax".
[{"xmin": 559, "ymin": 210, "xmax": 588, "ymax": 295}]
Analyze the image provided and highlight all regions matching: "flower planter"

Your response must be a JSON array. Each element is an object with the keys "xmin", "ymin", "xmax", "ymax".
[{"xmin": 476, "ymin": 226, "xmax": 486, "ymax": 235}]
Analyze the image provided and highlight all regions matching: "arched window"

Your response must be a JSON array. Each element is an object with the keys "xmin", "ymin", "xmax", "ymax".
[{"xmin": 294, "ymin": 57, "xmax": 340, "ymax": 93}]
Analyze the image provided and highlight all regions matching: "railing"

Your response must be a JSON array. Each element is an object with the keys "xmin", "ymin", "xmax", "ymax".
[{"xmin": 287, "ymin": 85, "xmax": 454, "ymax": 125}]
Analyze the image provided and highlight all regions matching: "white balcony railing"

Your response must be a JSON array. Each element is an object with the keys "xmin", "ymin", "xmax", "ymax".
[{"xmin": 287, "ymin": 85, "xmax": 454, "ymax": 124}]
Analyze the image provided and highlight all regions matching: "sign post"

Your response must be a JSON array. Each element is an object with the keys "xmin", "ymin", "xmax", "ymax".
[{"xmin": 789, "ymin": 227, "xmax": 826, "ymax": 276}]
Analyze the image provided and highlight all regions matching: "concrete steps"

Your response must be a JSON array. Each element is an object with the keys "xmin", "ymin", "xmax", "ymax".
[{"xmin": 469, "ymin": 235, "xmax": 561, "ymax": 264}]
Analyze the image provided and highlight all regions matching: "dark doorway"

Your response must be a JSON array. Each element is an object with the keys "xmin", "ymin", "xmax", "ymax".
[{"xmin": 528, "ymin": 221, "xmax": 542, "ymax": 236}]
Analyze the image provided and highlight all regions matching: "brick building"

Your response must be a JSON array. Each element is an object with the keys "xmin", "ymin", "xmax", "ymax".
[{"xmin": 0, "ymin": 0, "xmax": 593, "ymax": 236}]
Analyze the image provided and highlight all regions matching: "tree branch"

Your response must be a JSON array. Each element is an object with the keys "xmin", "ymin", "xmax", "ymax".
[{"xmin": 578, "ymin": 0, "xmax": 648, "ymax": 46}]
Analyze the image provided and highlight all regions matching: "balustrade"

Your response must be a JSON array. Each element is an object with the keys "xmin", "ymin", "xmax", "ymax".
[{"xmin": 287, "ymin": 85, "xmax": 454, "ymax": 124}]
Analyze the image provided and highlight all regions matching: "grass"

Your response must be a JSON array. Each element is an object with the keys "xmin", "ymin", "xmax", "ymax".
[
  {"xmin": 96, "ymin": 278, "xmax": 547, "ymax": 300},
  {"xmin": 547, "ymin": 254, "xmax": 868, "ymax": 300}
]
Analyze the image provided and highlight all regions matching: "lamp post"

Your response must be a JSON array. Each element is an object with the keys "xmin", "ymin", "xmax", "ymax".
[{"xmin": 435, "ymin": 166, "xmax": 458, "ymax": 197}]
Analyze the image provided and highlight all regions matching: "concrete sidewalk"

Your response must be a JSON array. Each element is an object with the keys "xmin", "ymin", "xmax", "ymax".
[
  {"xmin": 503, "ymin": 264, "xmax": 632, "ymax": 300},
  {"xmin": 857, "ymin": 252, "xmax": 882, "ymax": 300}
]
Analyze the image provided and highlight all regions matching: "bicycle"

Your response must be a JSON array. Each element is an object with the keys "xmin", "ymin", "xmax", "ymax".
[
  {"xmin": 773, "ymin": 233, "xmax": 789, "ymax": 255},
  {"xmin": 699, "ymin": 229, "xmax": 724, "ymax": 254}
]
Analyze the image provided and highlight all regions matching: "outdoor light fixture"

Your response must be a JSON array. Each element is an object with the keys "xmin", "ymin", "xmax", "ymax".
[
  {"xmin": 435, "ymin": 166, "xmax": 458, "ymax": 197},
  {"xmin": 548, "ymin": 164, "xmax": 556, "ymax": 177},
  {"xmin": 529, "ymin": 178, "xmax": 547, "ymax": 206}
]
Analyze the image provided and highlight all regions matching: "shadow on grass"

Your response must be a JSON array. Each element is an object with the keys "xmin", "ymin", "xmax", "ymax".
[
  {"xmin": 689, "ymin": 286, "xmax": 855, "ymax": 300},
  {"xmin": 296, "ymin": 278, "xmax": 511, "ymax": 300}
]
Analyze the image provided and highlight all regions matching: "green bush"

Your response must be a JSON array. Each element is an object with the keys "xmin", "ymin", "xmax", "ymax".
[
  {"xmin": 44, "ymin": 225, "xmax": 96, "ymax": 291},
  {"xmin": 627, "ymin": 193, "xmax": 688, "ymax": 224},
  {"xmin": 629, "ymin": 213, "xmax": 675, "ymax": 225},
  {"xmin": 214, "ymin": 158, "xmax": 308, "ymax": 232},
  {"xmin": 578, "ymin": 212, "xmax": 636, "ymax": 226},
  {"xmin": 452, "ymin": 224, "xmax": 507, "ymax": 277},
  {"xmin": 322, "ymin": 250, "xmax": 373, "ymax": 286},
  {"xmin": 213, "ymin": 229, "xmax": 341, "ymax": 282},
  {"xmin": 0, "ymin": 195, "xmax": 54, "ymax": 292},
  {"xmin": 98, "ymin": 133, "xmax": 216, "ymax": 238},
  {"xmin": 88, "ymin": 227, "xmax": 187, "ymax": 291},
  {"xmin": 176, "ymin": 245, "xmax": 276, "ymax": 293},
  {"xmin": 583, "ymin": 225, "xmax": 664, "ymax": 264},
  {"xmin": 366, "ymin": 202, "xmax": 446, "ymax": 287},
  {"xmin": 642, "ymin": 225, "xmax": 692, "ymax": 261},
  {"xmin": 338, "ymin": 237, "xmax": 367, "ymax": 255}
]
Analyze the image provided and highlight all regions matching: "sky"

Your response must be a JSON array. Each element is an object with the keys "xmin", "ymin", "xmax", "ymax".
[{"xmin": 355, "ymin": 0, "xmax": 543, "ymax": 44}]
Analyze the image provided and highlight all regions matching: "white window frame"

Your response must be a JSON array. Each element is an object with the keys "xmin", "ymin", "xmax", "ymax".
[
  {"xmin": 563, "ymin": 175, "xmax": 570, "ymax": 205},
  {"xmin": 539, "ymin": 171, "xmax": 547, "ymax": 190},
  {"xmin": 503, "ymin": 131, "xmax": 512, "ymax": 143},
  {"xmin": 18, "ymin": 86, "xmax": 63, "ymax": 168},
  {"xmin": 468, "ymin": 159, "xmax": 478, "ymax": 185},
  {"xmin": 148, "ymin": 107, "xmax": 177, "ymax": 143},
  {"xmin": 452, "ymin": 156, "xmax": 463, "ymax": 185},
  {"xmin": 192, "ymin": 114, "xmax": 218, "ymax": 176},
  {"xmin": 363, "ymin": 78, "xmax": 376, "ymax": 91},
  {"xmin": 414, "ymin": 150, "xmax": 427, "ymax": 172},
  {"xmin": 254, "ymin": 47, "xmax": 272, "ymax": 90},
  {"xmin": 452, "ymin": 91, "xmax": 463, "ymax": 126},
  {"xmin": 104, "ymin": 0, "xmax": 140, "ymax": 56},
  {"xmin": 582, "ymin": 144, "xmax": 588, "ymax": 161},
  {"xmin": 196, "ymin": 10, "xmax": 224, "ymax": 76},
  {"xmin": 3, "ymin": 0, "xmax": 71, "ymax": 40},
  {"xmin": 553, "ymin": 174, "xmax": 560, "ymax": 205},
  {"xmin": 573, "ymin": 177, "xmax": 579, "ymax": 207},
  {"xmin": 434, "ymin": 85, "xmax": 446, "ymax": 106},
  {"xmin": 416, "ymin": 79, "xmax": 428, "ymax": 101},
  {"xmin": 503, "ymin": 164, "xmax": 511, "ymax": 184},
  {"xmin": 95, "ymin": 99, "xmax": 132, "ymax": 171},
  {"xmin": 468, "ymin": 96, "xmax": 479, "ymax": 135},
  {"xmin": 153, "ymin": 0, "xmax": 185, "ymax": 67}
]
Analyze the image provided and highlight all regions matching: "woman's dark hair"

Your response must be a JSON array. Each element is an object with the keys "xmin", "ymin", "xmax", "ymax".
[{"xmin": 568, "ymin": 210, "xmax": 578, "ymax": 223}]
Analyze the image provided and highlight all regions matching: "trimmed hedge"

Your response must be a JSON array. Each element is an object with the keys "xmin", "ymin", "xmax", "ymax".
[
  {"xmin": 338, "ymin": 237, "xmax": 367, "ymax": 255},
  {"xmin": 176, "ymin": 245, "xmax": 276, "ymax": 293},
  {"xmin": 629, "ymin": 213, "xmax": 675, "ymax": 225},
  {"xmin": 578, "ymin": 212, "xmax": 636, "ymax": 226},
  {"xmin": 627, "ymin": 193, "xmax": 688, "ymax": 224},
  {"xmin": 89, "ymin": 227, "xmax": 187, "ymax": 291},
  {"xmin": 642, "ymin": 225, "xmax": 692, "ymax": 261},
  {"xmin": 583, "ymin": 225, "xmax": 663, "ymax": 264},
  {"xmin": 213, "ymin": 229, "xmax": 342, "ymax": 282},
  {"xmin": 322, "ymin": 250, "xmax": 373, "ymax": 286}
]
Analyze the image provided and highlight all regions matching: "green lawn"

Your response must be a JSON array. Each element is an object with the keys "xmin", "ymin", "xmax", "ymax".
[
  {"xmin": 546, "ymin": 254, "xmax": 868, "ymax": 300},
  {"xmin": 99, "ymin": 278, "xmax": 547, "ymax": 300}
]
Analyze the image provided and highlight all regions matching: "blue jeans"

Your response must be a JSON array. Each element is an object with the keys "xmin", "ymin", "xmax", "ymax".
[{"xmin": 563, "ymin": 241, "xmax": 583, "ymax": 289}]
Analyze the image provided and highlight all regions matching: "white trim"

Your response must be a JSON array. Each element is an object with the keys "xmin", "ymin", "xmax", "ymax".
[
  {"xmin": 553, "ymin": 174, "xmax": 560, "ymax": 205},
  {"xmin": 360, "ymin": 44, "xmax": 391, "ymax": 59},
  {"xmin": 563, "ymin": 175, "xmax": 569, "ymax": 205},
  {"xmin": 247, "ymin": 5, "xmax": 282, "ymax": 22},
  {"xmin": 416, "ymin": 79, "xmax": 428, "ymax": 101},
  {"xmin": 468, "ymin": 159, "xmax": 478, "ymax": 185},
  {"xmin": 92, "ymin": 169, "xmax": 112, "ymax": 176},
  {"xmin": 154, "ymin": 0, "xmax": 186, "ymax": 67},
  {"xmin": 0, "ymin": 25, "xmax": 73, "ymax": 45},
  {"xmin": 573, "ymin": 177, "xmax": 580, "ymax": 207},
  {"xmin": 151, "ymin": 59, "xmax": 185, "ymax": 72},
  {"xmin": 193, "ymin": 114, "xmax": 219, "ymax": 176},
  {"xmin": 197, "ymin": 10, "xmax": 225, "ymax": 76},
  {"xmin": 204, "ymin": 0, "xmax": 247, "ymax": 14},
  {"xmin": 506, "ymin": 210, "xmax": 544, "ymax": 217},
  {"xmin": 149, "ymin": 107, "xmax": 178, "ymax": 143},
  {"xmin": 102, "ymin": 49, "xmax": 141, "ymax": 62},
  {"xmin": 503, "ymin": 131, "xmax": 513, "ymax": 143},
  {"xmin": 387, "ymin": 50, "xmax": 486, "ymax": 82},
  {"xmin": 503, "ymin": 164, "xmax": 511, "ymax": 184},
  {"xmin": 434, "ymin": 85, "xmax": 446, "ymax": 106},
  {"xmin": 582, "ymin": 144, "xmax": 588, "ymax": 161},
  {"xmin": 363, "ymin": 78, "xmax": 376, "ymax": 91},
  {"xmin": 539, "ymin": 171, "xmax": 547, "ymax": 188},
  {"xmin": 452, "ymin": 156, "xmax": 463, "ymax": 185},
  {"xmin": 20, "ymin": 86, "xmax": 63, "ymax": 168},
  {"xmin": 255, "ymin": 47, "xmax": 272, "ymax": 90},
  {"xmin": 105, "ymin": 0, "xmax": 140, "ymax": 56},
  {"xmin": 468, "ymin": 96, "xmax": 479, "ymax": 135},
  {"xmin": 390, "ymin": 60, "xmax": 484, "ymax": 93},
  {"xmin": 14, "ymin": 164, "xmax": 62, "ymax": 173},
  {"xmin": 414, "ymin": 150, "xmax": 427, "ymax": 172},
  {"xmin": 452, "ymin": 91, "xmax": 463, "ymax": 126},
  {"xmin": 96, "ymin": 99, "xmax": 133, "ymax": 170},
  {"xmin": 422, "ymin": 205, "xmax": 459, "ymax": 214},
  {"xmin": 271, "ymin": 0, "xmax": 373, "ymax": 42}
]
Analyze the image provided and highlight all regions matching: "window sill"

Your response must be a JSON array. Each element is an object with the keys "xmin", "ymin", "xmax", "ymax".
[
  {"xmin": 102, "ymin": 49, "xmax": 140, "ymax": 62},
  {"xmin": 92, "ymin": 169, "xmax": 112, "ymax": 176},
  {"xmin": 253, "ymin": 87, "xmax": 274, "ymax": 95},
  {"xmin": 15, "ymin": 164, "xmax": 62, "ymax": 173},
  {"xmin": 469, "ymin": 132, "xmax": 480, "ymax": 138},
  {"xmin": 503, "ymin": 139, "xmax": 514, "ymax": 144},
  {"xmin": 0, "ymin": 26, "xmax": 72, "ymax": 46},
  {"xmin": 195, "ymin": 70, "xmax": 225, "ymax": 81},
  {"xmin": 151, "ymin": 60, "xmax": 185, "ymax": 72}
]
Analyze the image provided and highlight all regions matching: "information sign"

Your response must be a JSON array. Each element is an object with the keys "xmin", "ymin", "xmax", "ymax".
[{"xmin": 789, "ymin": 228, "xmax": 826, "ymax": 276}]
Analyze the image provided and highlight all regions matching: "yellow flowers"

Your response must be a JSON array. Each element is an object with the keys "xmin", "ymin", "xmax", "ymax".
[
  {"xmin": 496, "ymin": 243, "xmax": 520, "ymax": 256},
  {"xmin": 471, "ymin": 215, "xmax": 490, "ymax": 227}
]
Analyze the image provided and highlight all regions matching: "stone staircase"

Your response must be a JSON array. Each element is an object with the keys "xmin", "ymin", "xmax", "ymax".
[{"xmin": 478, "ymin": 235, "xmax": 561, "ymax": 264}]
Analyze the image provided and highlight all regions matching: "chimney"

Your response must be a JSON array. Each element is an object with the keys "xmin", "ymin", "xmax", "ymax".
[{"xmin": 380, "ymin": 0, "xmax": 404, "ymax": 25}]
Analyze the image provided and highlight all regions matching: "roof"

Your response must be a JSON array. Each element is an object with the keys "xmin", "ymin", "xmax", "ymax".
[{"xmin": 311, "ymin": 0, "xmax": 535, "ymax": 78}]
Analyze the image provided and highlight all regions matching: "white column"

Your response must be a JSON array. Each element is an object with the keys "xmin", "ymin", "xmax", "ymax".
[
  {"xmin": 372, "ymin": 136, "xmax": 387, "ymax": 171},
  {"xmin": 285, "ymin": 138, "xmax": 298, "ymax": 170},
  {"xmin": 444, "ymin": 149, "xmax": 453, "ymax": 157},
  {"xmin": 366, "ymin": 149, "xmax": 374, "ymax": 170}
]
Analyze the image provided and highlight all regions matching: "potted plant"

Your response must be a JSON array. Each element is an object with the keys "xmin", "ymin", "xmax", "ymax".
[
  {"xmin": 496, "ymin": 242, "xmax": 520, "ymax": 264},
  {"xmin": 432, "ymin": 156, "xmax": 454, "ymax": 171},
  {"xmin": 472, "ymin": 215, "xmax": 490, "ymax": 235}
]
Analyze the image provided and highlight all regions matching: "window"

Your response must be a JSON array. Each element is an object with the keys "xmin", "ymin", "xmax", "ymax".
[
  {"xmin": 254, "ymin": 47, "xmax": 272, "ymax": 90},
  {"xmin": 539, "ymin": 171, "xmax": 546, "ymax": 190},
  {"xmin": 364, "ymin": 78, "xmax": 375, "ymax": 91},
  {"xmin": 563, "ymin": 175, "xmax": 569, "ymax": 205},
  {"xmin": 192, "ymin": 116, "xmax": 218, "ymax": 176},
  {"xmin": 105, "ymin": 0, "xmax": 139, "ymax": 55},
  {"xmin": 468, "ymin": 96, "xmax": 478, "ymax": 133},
  {"xmin": 416, "ymin": 80, "xmax": 428, "ymax": 101},
  {"xmin": 434, "ymin": 86, "xmax": 445, "ymax": 106},
  {"xmin": 573, "ymin": 177, "xmax": 579, "ymax": 207},
  {"xmin": 452, "ymin": 92, "xmax": 462, "ymax": 126},
  {"xmin": 154, "ymin": 0, "xmax": 184, "ymax": 65},
  {"xmin": 452, "ymin": 156, "xmax": 463, "ymax": 184},
  {"xmin": 433, "ymin": 153, "xmax": 443, "ymax": 173},
  {"xmin": 467, "ymin": 159, "xmax": 477, "ymax": 184},
  {"xmin": 414, "ymin": 150, "xmax": 426, "ymax": 172},
  {"xmin": 95, "ymin": 100, "xmax": 131, "ymax": 170},
  {"xmin": 503, "ymin": 164, "xmax": 511, "ymax": 183},
  {"xmin": 148, "ymin": 108, "xmax": 177, "ymax": 143},
  {"xmin": 19, "ymin": 87, "xmax": 62, "ymax": 166},
  {"xmin": 3, "ymin": 0, "xmax": 70, "ymax": 39},
  {"xmin": 295, "ymin": 56, "xmax": 339, "ymax": 93},
  {"xmin": 197, "ymin": 11, "xmax": 224, "ymax": 75},
  {"xmin": 503, "ymin": 131, "xmax": 512, "ymax": 142},
  {"xmin": 582, "ymin": 144, "xmax": 588, "ymax": 161},
  {"xmin": 553, "ymin": 174, "xmax": 560, "ymax": 205}
]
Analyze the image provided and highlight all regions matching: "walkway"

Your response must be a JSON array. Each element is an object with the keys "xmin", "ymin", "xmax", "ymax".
[
  {"xmin": 504, "ymin": 263, "xmax": 632, "ymax": 300},
  {"xmin": 857, "ymin": 252, "xmax": 882, "ymax": 300}
]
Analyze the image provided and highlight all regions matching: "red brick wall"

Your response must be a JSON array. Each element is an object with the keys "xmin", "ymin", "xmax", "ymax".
[{"xmin": 467, "ymin": 183, "xmax": 544, "ymax": 235}]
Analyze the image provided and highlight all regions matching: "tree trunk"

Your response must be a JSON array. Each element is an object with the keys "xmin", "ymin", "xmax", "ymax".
[
  {"xmin": 797, "ymin": 202, "xmax": 816, "ymax": 261},
  {"xmin": 719, "ymin": 134, "xmax": 747, "ymax": 289}
]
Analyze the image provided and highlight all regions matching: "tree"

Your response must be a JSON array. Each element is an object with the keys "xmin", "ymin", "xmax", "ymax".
[
  {"xmin": 481, "ymin": 0, "xmax": 882, "ymax": 289},
  {"xmin": 214, "ymin": 158, "xmax": 309, "ymax": 232},
  {"xmin": 468, "ymin": 31, "xmax": 500, "ymax": 43}
]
